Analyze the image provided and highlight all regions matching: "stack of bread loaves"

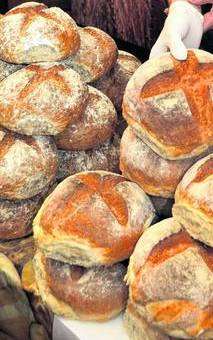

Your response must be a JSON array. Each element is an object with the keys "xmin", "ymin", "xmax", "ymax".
[
  {"xmin": 21, "ymin": 170, "xmax": 156, "ymax": 321},
  {"xmin": 120, "ymin": 49, "xmax": 213, "ymax": 218},
  {"xmin": 124, "ymin": 153, "xmax": 213, "ymax": 339},
  {"xmin": 0, "ymin": 2, "xmax": 141, "ymax": 251}
]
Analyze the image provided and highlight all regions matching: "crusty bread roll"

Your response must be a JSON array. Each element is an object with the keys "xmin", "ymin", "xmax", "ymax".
[
  {"xmin": 120, "ymin": 127, "xmax": 211, "ymax": 198},
  {"xmin": 0, "ymin": 128, "xmax": 58, "ymax": 200},
  {"xmin": 33, "ymin": 171, "xmax": 155, "ymax": 266},
  {"xmin": 55, "ymin": 86, "xmax": 117, "ymax": 151},
  {"xmin": 93, "ymin": 50, "xmax": 141, "ymax": 112},
  {"xmin": 32, "ymin": 252, "xmax": 128, "ymax": 320},
  {"xmin": 124, "ymin": 301, "xmax": 171, "ymax": 340},
  {"xmin": 0, "ymin": 63, "xmax": 88, "ymax": 136},
  {"xmin": 123, "ymin": 49, "xmax": 213, "ymax": 160},
  {"xmin": 126, "ymin": 218, "xmax": 213, "ymax": 339},
  {"xmin": 56, "ymin": 133, "xmax": 120, "ymax": 181},
  {"xmin": 0, "ymin": 2, "xmax": 80, "ymax": 64},
  {"xmin": 61, "ymin": 26, "xmax": 118, "ymax": 83},
  {"xmin": 173, "ymin": 154, "xmax": 213, "ymax": 247}
]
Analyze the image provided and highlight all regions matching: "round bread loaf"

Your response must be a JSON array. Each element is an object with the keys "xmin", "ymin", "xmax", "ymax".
[
  {"xmin": 56, "ymin": 133, "xmax": 120, "ymax": 181},
  {"xmin": 126, "ymin": 218, "xmax": 213, "ymax": 339},
  {"xmin": 93, "ymin": 50, "xmax": 141, "ymax": 113},
  {"xmin": 123, "ymin": 49, "xmax": 213, "ymax": 160},
  {"xmin": 33, "ymin": 171, "xmax": 155, "ymax": 266},
  {"xmin": 0, "ymin": 2, "xmax": 80, "ymax": 64},
  {"xmin": 33, "ymin": 252, "xmax": 128, "ymax": 320},
  {"xmin": 124, "ymin": 301, "xmax": 171, "ymax": 340},
  {"xmin": 0, "ymin": 128, "xmax": 58, "ymax": 200},
  {"xmin": 120, "ymin": 127, "xmax": 211, "ymax": 198},
  {"xmin": 55, "ymin": 86, "xmax": 117, "ymax": 151},
  {"xmin": 61, "ymin": 26, "xmax": 118, "ymax": 83},
  {"xmin": 0, "ymin": 63, "xmax": 88, "ymax": 135},
  {"xmin": 173, "ymin": 154, "xmax": 213, "ymax": 247}
]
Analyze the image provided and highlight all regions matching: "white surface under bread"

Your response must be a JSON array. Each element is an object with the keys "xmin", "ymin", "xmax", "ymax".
[{"xmin": 53, "ymin": 315, "xmax": 129, "ymax": 340}]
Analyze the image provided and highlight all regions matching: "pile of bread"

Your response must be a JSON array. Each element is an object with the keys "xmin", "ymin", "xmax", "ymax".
[{"xmin": 0, "ymin": 2, "xmax": 212, "ymax": 340}]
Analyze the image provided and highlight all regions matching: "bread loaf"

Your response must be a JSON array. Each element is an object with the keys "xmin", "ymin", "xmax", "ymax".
[
  {"xmin": 33, "ymin": 252, "xmax": 128, "ymax": 320},
  {"xmin": 126, "ymin": 218, "xmax": 213, "ymax": 339},
  {"xmin": 0, "ymin": 63, "xmax": 88, "ymax": 136},
  {"xmin": 56, "ymin": 134, "xmax": 120, "ymax": 181},
  {"xmin": 0, "ymin": 128, "xmax": 58, "ymax": 200},
  {"xmin": 93, "ymin": 50, "xmax": 141, "ymax": 113},
  {"xmin": 61, "ymin": 26, "xmax": 118, "ymax": 83},
  {"xmin": 55, "ymin": 86, "xmax": 117, "ymax": 151},
  {"xmin": 33, "ymin": 171, "xmax": 155, "ymax": 266},
  {"xmin": 173, "ymin": 154, "xmax": 213, "ymax": 247},
  {"xmin": 124, "ymin": 301, "xmax": 171, "ymax": 340},
  {"xmin": 0, "ymin": 2, "xmax": 80, "ymax": 64},
  {"xmin": 123, "ymin": 49, "xmax": 213, "ymax": 160},
  {"xmin": 120, "ymin": 127, "xmax": 211, "ymax": 198},
  {"xmin": 0, "ymin": 59, "xmax": 24, "ymax": 82}
]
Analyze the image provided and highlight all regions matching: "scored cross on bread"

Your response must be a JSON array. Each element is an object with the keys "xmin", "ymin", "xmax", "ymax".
[{"xmin": 123, "ymin": 49, "xmax": 213, "ymax": 160}]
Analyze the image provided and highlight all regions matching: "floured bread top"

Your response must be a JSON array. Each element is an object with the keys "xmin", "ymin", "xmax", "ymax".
[
  {"xmin": 123, "ymin": 49, "xmax": 213, "ymax": 160},
  {"xmin": 34, "ymin": 171, "xmax": 155, "ymax": 264},
  {"xmin": 0, "ymin": 63, "xmax": 88, "ymax": 135},
  {"xmin": 61, "ymin": 26, "xmax": 118, "ymax": 83},
  {"xmin": 55, "ymin": 86, "xmax": 117, "ymax": 151},
  {"xmin": 0, "ymin": 2, "xmax": 80, "ymax": 63}
]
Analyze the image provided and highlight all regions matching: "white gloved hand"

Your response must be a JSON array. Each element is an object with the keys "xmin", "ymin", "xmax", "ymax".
[{"xmin": 150, "ymin": 1, "xmax": 204, "ymax": 60}]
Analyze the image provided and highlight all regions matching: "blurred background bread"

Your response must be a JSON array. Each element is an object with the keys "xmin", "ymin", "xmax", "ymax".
[{"xmin": 173, "ymin": 154, "xmax": 213, "ymax": 247}]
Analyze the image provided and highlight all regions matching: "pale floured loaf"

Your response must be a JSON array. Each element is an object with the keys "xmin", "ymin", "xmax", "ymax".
[
  {"xmin": 126, "ymin": 218, "xmax": 213, "ymax": 339},
  {"xmin": 33, "ymin": 171, "xmax": 155, "ymax": 266},
  {"xmin": 0, "ymin": 63, "xmax": 88, "ymax": 135},
  {"xmin": 123, "ymin": 49, "xmax": 213, "ymax": 160},
  {"xmin": 120, "ymin": 127, "xmax": 211, "ymax": 198},
  {"xmin": 61, "ymin": 26, "xmax": 118, "ymax": 83},
  {"xmin": 0, "ymin": 128, "xmax": 58, "ymax": 200},
  {"xmin": 32, "ymin": 252, "xmax": 128, "ymax": 320},
  {"xmin": 55, "ymin": 86, "xmax": 117, "ymax": 151},
  {"xmin": 0, "ymin": 2, "xmax": 80, "ymax": 64},
  {"xmin": 93, "ymin": 50, "xmax": 141, "ymax": 112},
  {"xmin": 173, "ymin": 154, "xmax": 213, "ymax": 247}
]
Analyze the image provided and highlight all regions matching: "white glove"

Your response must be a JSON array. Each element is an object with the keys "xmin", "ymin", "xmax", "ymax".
[{"xmin": 150, "ymin": 1, "xmax": 204, "ymax": 60}]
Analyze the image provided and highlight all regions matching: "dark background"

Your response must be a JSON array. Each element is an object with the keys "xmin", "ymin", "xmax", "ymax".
[{"xmin": 0, "ymin": 0, "xmax": 212, "ymax": 58}]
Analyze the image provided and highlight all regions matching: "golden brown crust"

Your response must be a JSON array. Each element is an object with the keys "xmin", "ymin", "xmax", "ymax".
[
  {"xmin": 123, "ymin": 49, "xmax": 213, "ymax": 160},
  {"xmin": 33, "ymin": 171, "xmax": 155, "ymax": 266},
  {"xmin": 120, "ymin": 127, "xmax": 211, "ymax": 198},
  {"xmin": 173, "ymin": 154, "xmax": 213, "ymax": 246},
  {"xmin": 0, "ymin": 128, "xmax": 58, "ymax": 200},
  {"xmin": 61, "ymin": 26, "xmax": 118, "ymax": 83},
  {"xmin": 93, "ymin": 50, "xmax": 141, "ymax": 112},
  {"xmin": 44, "ymin": 257, "xmax": 128, "ymax": 320},
  {"xmin": 55, "ymin": 86, "xmax": 117, "ymax": 151},
  {"xmin": 0, "ymin": 63, "xmax": 88, "ymax": 135},
  {"xmin": 127, "ymin": 218, "xmax": 213, "ymax": 339},
  {"xmin": 0, "ymin": 2, "xmax": 80, "ymax": 64}
]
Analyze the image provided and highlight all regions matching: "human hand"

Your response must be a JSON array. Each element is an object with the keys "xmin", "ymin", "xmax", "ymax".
[
  {"xmin": 189, "ymin": 0, "xmax": 213, "ymax": 31},
  {"xmin": 150, "ymin": 1, "xmax": 204, "ymax": 60}
]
